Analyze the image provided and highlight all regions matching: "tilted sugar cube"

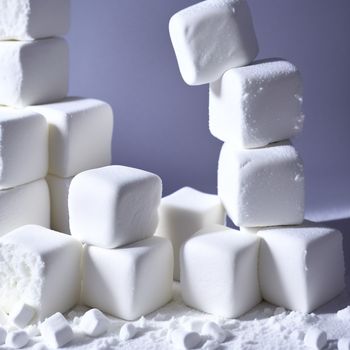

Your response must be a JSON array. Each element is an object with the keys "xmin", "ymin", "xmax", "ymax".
[
  {"xmin": 218, "ymin": 141, "xmax": 304, "ymax": 227},
  {"xmin": 180, "ymin": 226, "xmax": 261, "ymax": 318},
  {"xmin": 29, "ymin": 97, "xmax": 113, "ymax": 178},
  {"xmin": 79, "ymin": 309, "xmax": 110, "ymax": 337},
  {"xmin": 0, "ymin": 179, "xmax": 50, "ymax": 237},
  {"xmin": 304, "ymin": 327, "xmax": 327, "ymax": 349},
  {"xmin": 82, "ymin": 237, "xmax": 173, "ymax": 320},
  {"xmin": 0, "ymin": 0, "xmax": 70, "ymax": 40},
  {"xmin": 0, "ymin": 38, "xmax": 68, "ymax": 107},
  {"xmin": 46, "ymin": 175, "xmax": 73, "ymax": 234},
  {"xmin": 119, "ymin": 323, "xmax": 137, "ymax": 341},
  {"xmin": 0, "ymin": 108, "xmax": 48, "ymax": 189},
  {"xmin": 209, "ymin": 59, "xmax": 304, "ymax": 148},
  {"xmin": 156, "ymin": 187, "xmax": 225, "ymax": 280},
  {"xmin": 258, "ymin": 223, "xmax": 345, "ymax": 313},
  {"xmin": 69, "ymin": 165, "xmax": 162, "ymax": 249},
  {"xmin": 39, "ymin": 313, "xmax": 73, "ymax": 349},
  {"xmin": 9, "ymin": 302, "xmax": 36, "ymax": 328},
  {"xmin": 0, "ymin": 225, "xmax": 82, "ymax": 320},
  {"xmin": 169, "ymin": 0, "xmax": 258, "ymax": 85},
  {"xmin": 5, "ymin": 330, "xmax": 29, "ymax": 349}
]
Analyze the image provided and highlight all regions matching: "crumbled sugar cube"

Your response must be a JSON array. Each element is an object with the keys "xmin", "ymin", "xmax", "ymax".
[
  {"xmin": 209, "ymin": 59, "xmax": 304, "ymax": 148},
  {"xmin": 169, "ymin": 0, "xmax": 258, "ymax": 85},
  {"xmin": 0, "ymin": 225, "xmax": 82, "ymax": 320},
  {"xmin": 258, "ymin": 223, "xmax": 345, "ymax": 313},
  {"xmin": 80, "ymin": 309, "xmax": 110, "ymax": 338},
  {"xmin": 156, "ymin": 187, "xmax": 225, "ymax": 280},
  {"xmin": 69, "ymin": 165, "xmax": 162, "ymax": 249},
  {"xmin": 39, "ymin": 313, "xmax": 73, "ymax": 349},
  {"xmin": 0, "ymin": 0, "xmax": 70, "ymax": 40},
  {"xmin": 0, "ymin": 38, "xmax": 68, "ymax": 107},
  {"xmin": 181, "ymin": 226, "xmax": 261, "ymax": 318},
  {"xmin": 30, "ymin": 97, "xmax": 113, "ymax": 178},
  {"xmin": 218, "ymin": 141, "xmax": 304, "ymax": 227}
]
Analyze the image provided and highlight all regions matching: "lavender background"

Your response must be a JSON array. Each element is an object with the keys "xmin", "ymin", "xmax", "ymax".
[{"xmin": 66, "ymin": 0, "xmax": 350, "ymax": 224}]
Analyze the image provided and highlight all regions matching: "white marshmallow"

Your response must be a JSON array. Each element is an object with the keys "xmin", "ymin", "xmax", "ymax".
[
  {"xmin": 218, "ymin": 141, "xmax": 304, "ymax": 227},
  {"xmin": 0, "ymin": 0, "xmax": 70, "ymax": 40},
  {"xmin": 0, "ymin": 108, "xmax": 48, "ymax": 189},
  {"xmin": 6, "ymin": 330, "xmax": 29, "ymax": 349},
  {"xmin": 46, "ymin": 175, "xmax": 73, "ymax": 234},
  {"xmin": 9, "ymin": 302, "xmax": 36, "ymax": 328},
  {"xmin": 209, "ymin": 59, "xmax": 304, "ymax": 148},
  {"xmin": 258, "ymin": 223, "xmax": 345, "ymax": 313},
  {"xmin": 171, "ymin": 329, "xmax": 201, "ymax": 349},
  {"xmin": 119, "ymin": 323, "xmax": 137, "ymax": 341},
  {"xmin": 82, "ymin": 237, "xmax": 173, "ymax": 321},
  {"xmin": 0, "ymin": 179, "xmax": 50, "ymax": 237},
  {"xmin": 0, "ymin": 225, "xmax": 82, "ymax": 320},
  {"xmin": 39, "ymin": 313, "xmax": 73, "ymax": 349},
  {"xmin": 0, "ymin": 38, "xmax": 68, "ymax": 107},
  {"xmin": 338, "ymin": 338, "xmax": 350, "ymax": 350},
  {"xmin": 156, "ymin": 187, "xmax": 225, "ymax": 280},
  {"xmin": 0, "ymin": 327, "xmax": 6, "ymax": 344},
  {"xmin": 201, "ymin": 322, "xmax": 226, "ymax": 343},
  {"xmin": 304, "ymin": 327, "xmax": 327, "ymax": 349},
  {"xmin": 79, "ymin": 309, "xmax": 110, "ymax": 338},
  {"xmin": 69, "ymin": 165, "xmax": 162, "ymax": 249},
  {"xmin": 180, "ymin": 226, "xmax": 261, "ymax": 318},
  {"xmin": 30, "ymin": 98, "xmax": 113, "ymax": 178},
  {"xmin": 169, "ymin": 0, "xmax": 258, "ymax": 85}
]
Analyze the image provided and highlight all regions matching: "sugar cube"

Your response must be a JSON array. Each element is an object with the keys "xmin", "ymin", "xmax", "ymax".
[
  {"xmin": 82, "ymin": 237, "xmax": 173, "ymax": 320},
  {"xmin": 171, "ymin": 329, "xmax": 201, "ymax": 349},
  {"xmin": 180, "ymin": 226, "xmax": 261, "ymax": 318},
  {"xmin": 69, "ymin": 165, "xmax": 162, "ymax": 249},
  {"xmin": 304, "ymin": 327, "xmax": 327, "ymax": 349},
  {"xmin": 9, "ymin": 302, "xmax": 36, "ymax": 328},
  {"xmin": 209, "ymin": 59, "xmax": 304, "ymax": 148},
  {"xmin": 0, "ymin": 38, "xmax": 68, "ymax": 107},
  {"xmin": 169, "ymin": 0, "xmax": 258, "ymax": 85},
  {"xmin": 6, "ymin": 330, "xmax": 29, "ymax": 349},
  {"xmin": 0, "ymin": 225, "xmax": 82, "ymax": 320},
  {"xmin": 218, "ymin": 141, "xmax": 304, "ymax": 227},
  {"xmin": 79, "ymin": 309, "xmax": 110, "ymax": 337},
  {"xmin": 30, "ymin": 97, "xmax": 113, "ymax": 178},
  {"xmin": 119, "ymin": 323, "xmax": 137, "ymax": 341},
  {"xmin": 156, "ymin": 187, "xmax": 225, "ymax": 280}
]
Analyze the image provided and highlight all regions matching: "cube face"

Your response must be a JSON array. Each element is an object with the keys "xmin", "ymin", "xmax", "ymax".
[
  {"xmin": 0, "ymin": 225, "xmax": 82, "ymax": 320},
  {"xmin": 82, "ymin": 237, "xmax": 173, "ymax": 320},
  {"xmin": 209, "ymin": 60, "xmax": 304, "ymax": 148},
  {"xmin": 0, "ymin": 108, "xmax": 48, "ymax": 189},
  {"xmin": 169, "ymin": 0, "xmax": 258, "ymax": 85},
  {"xmin": 0, "ymin": 0, "xmax": 70, "ymax": 40},
  {"xmin": 180, "ymin": 227, "xmax": 261, "ymax": 318},
  {"xmin": 69, "ymin": 166, "xmax": 162, "ymax": 249},
  {"xmin": 46, "ymin": 175, "xmax": 72, "ymax": 234},
  {"xmin": 30, "ymin": 97, "xmax": 113, "ymax": 178},
  {"xmin": 258, "ymin": 224, "xmax": 345, "ymax": 313},
  {"xmin": 0, "ymin": 179, "xmax": 50, "ymax": 237},
  {"xmin": 0, "ymin": 38, "xmax": 68, "ymax": 107},
  {"xmin": 156, "ymin": 187, "xmax": 225, "ymax": 280},
  {"xmin": 218, "ymin": 141, "xmax": 304, "ymax": 227}
]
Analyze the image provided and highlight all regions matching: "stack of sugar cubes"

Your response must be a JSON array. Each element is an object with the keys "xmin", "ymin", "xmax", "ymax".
[
  {"xmin": 0, "ymin": 1, "xmax": 174, "ymax": 348},
  {"xmin": 169, "ymin": 0, "xmax": 346, "ymax": 318}
]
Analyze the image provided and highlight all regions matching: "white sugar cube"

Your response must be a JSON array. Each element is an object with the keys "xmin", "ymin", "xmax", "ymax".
[
  {"xmin": 0, "ymin": 179, "xmax": 50, "ymax": 237},
  {"xmin": 171, "ymin": 329, "xmax": 201, "ymax": 349},
  {"xmin": 119, "ymin": 323, "xmax": 137, "ymax": 341},
  {"xmin": 6, "ymin": 330, "xmax": 29, "ymax": 349},
  {"xmin": 169, "ymin": 0, "xmax": 258, "ymax": 85},
  {"xmin": 180, "ymin": 226, "xmax": 261, "ymax": 318},
  {"xmin": 30, "ymin": 97, "xmax": 113, "ymax": 178},
  {"xmin": 39, "ymin": 313, "xmax": 73, "ymax": 349},
  {"xmin": 218, "ymin": 141, "xmax": 304, "ymax": 227},
  {"xmin": 69, "ymin": 166, "xmax": 162, "ymax": 249},
  {"xmin": 209, "ymin": 59, "xmax": 304, "ymax": 148},
  {"xmin": 82, "ymin": 237, "xmax": 173, "ymax": 321},
  {"xmin": 156, "ymin": 187, "xmax": 225, "ymax": 280},
  {"xmin": 0, "ymin": 108, "xmax": 48, "ymax": 189},
  {"xmin": 79, "ymin": 309, "xmax": 110, "ymax": 337},
  {"xmin": 0, "ymin": 0, "xmax": 70, "ymax": 40},
  {"xmin": 46, "ymin": 175, "xmax": 73, "ymax": 234},
  {"xmin": 0, "ymin": 38, "xmax": 68, "ymax": 107},
  {"xmin": 0, "ymin": 225, "xmax": 82, "ymax": 320},
  {"xmin": 9, "ymin": 302, "xmax": 36, "ymax": 328},
  {"xmin": 258, "ymin": 223, "xmax": 345, "ymax": 312},
  {"xmin": 304, "ymin": 327, "xmax": 327, "ymax": 349}
]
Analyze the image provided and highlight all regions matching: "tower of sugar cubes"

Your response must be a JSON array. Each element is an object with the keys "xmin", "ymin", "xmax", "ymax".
[{"xmin": 169, "ymin": 0, "xmax": 346, "ymax": 317}]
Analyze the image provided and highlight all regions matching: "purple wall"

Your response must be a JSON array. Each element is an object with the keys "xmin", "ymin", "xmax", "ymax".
[{"xmin": 67, "ymin": 0, "xmax": 350, "ymax": 221}]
